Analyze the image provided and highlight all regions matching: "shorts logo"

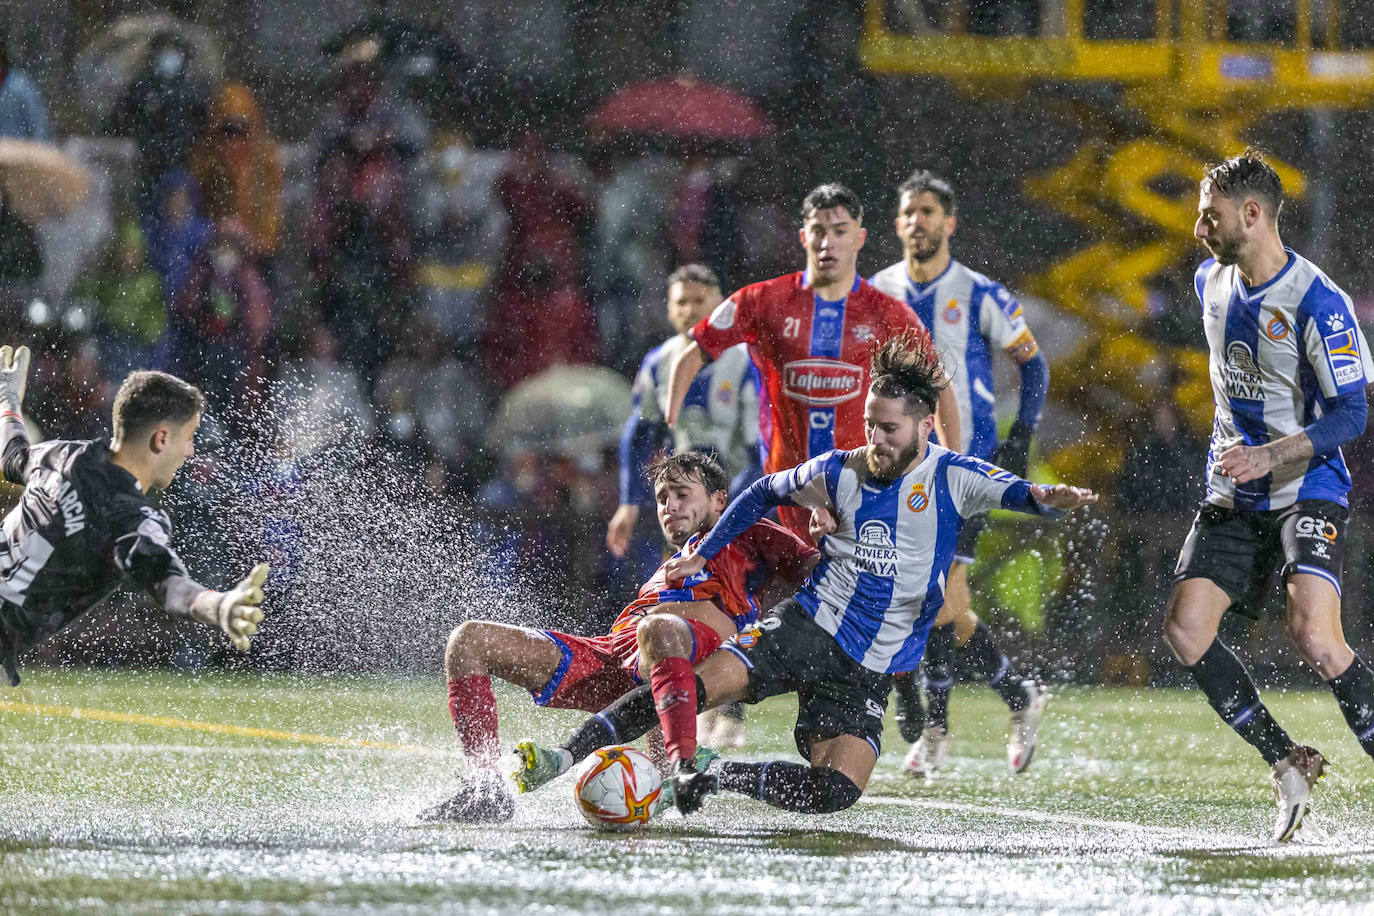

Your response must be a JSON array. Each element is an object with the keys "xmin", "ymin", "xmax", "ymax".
[
  {"xmin": 708, "ymin": 298, "xmax": 737, "ymax": 330},
  {"xmin": 736, "ymin": 628, "xmax": 759, "ymax": 648},
  {"xmin": 1296, "ymin": 516, "xmax": 1339, "ymax": 543},
  {"xmin": 943, "ymin": 299, "xmax": 961, "ymax": 323},
  {"xmin": 782, "ymin": 359, "xmax": 864, "ymax": 406},
  {"xmin": 1323, "ymin": 329, "xmax": 1366, "ymax": 388},
  {"xmin": 865, "ymin": 698, "xmax": 884, "ymax": 719},
  {"xmin": 907, "ymin": 483, "xmax": 928, "ymax": 512},
  {"xmin": 757, "ymin": 615, "xmax": 783, "ymax": 631},
  {"xmin": 1265, "ymin": 315, "xmax": 1290, "ymax": 340}
]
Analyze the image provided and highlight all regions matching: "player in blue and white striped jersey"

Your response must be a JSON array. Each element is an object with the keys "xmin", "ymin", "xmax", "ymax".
[
  {"xmin": 542, "ymin": 335, "xmax": 1095, "ymax": 817},
  {"xmin": 1166, "ymin": 151, "xmax": 1374, "ymax": 843},
  {"xmin": 869, "ymin": 171, "xmax": 1051, "ymax": 778},
  {"xmin": 606, "ymin": 264, "xmax": 760, "ymax": 560}
]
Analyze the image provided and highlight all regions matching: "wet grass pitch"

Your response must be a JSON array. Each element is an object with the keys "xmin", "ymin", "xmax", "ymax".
[{"xmin": 3, "ymin": 670, "xmax": 1372, "ymax": 913}]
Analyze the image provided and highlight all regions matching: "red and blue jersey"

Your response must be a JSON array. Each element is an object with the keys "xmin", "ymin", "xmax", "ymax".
[
  {"xmin": 690, "ymin": 271, "xmax": 933, "ymax": 475},
  {"xmin": 610, "ymin": 518, "xmax": 818, "ymax": 638}
]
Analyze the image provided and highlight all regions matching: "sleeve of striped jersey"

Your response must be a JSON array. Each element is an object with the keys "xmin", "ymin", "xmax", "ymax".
[
  {"xmin": 945, "ymin": 455, "xmax": 1065, "ymax": 520},
  {"xmin": 694, "ymin": 452, "xmax": 841, "ymax": 561},
  {"xmin": 1193, "ymin": 259, "xmax": 1215, "ymax": 308},
  {"xmin": 690, "ymin": 286, "xmax": 757, "ymax": 361},
  {"xmin": 979, "ymin": 282, "xmax": 1037, "ymax": 358},
  {"xmin": 1298, "ymin": 284, "xmax": 1373, "ymax": 397},
  {"xmin": 618, "ymin": 354, "xmax": 667, "ymax": 506}
]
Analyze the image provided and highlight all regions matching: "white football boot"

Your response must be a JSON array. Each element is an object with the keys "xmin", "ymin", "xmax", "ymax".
[
  {"xmin": 1270, "ymin": 745, "xmax": 1327, "ymax": 842},
  {"xmin": 1007, "ymin": 681, "xmax": 1048, "ymax": 773},
  {"xmin": 901, "ymin": 725, "xmax": 949, "ymax": 780}
]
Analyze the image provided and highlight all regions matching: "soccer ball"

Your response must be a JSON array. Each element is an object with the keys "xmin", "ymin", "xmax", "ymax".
[{"xmin": 573, "ymin": 745, "xmax": 663, "ymax": 831}]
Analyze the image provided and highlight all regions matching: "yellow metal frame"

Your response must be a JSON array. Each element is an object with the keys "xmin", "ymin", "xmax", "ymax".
[{"xmin": 862, "ymin": 0, "xmax": 1374, "ymax": 107}]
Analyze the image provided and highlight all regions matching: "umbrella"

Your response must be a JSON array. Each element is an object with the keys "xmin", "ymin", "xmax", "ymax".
[
  {"xmin": 73, "ymin": 13, "xmax": 224, "ymax": 116},
  {"xmin": 586, "ymin": 76, "xmax": 775, "ymax": 141},
  {"xmin": 0, "ymin": 140, "xmax": 90, "ymax": 223},
  {"xmin": 487, "ymin": 365, "xmax": 632, "ymax": 459}
]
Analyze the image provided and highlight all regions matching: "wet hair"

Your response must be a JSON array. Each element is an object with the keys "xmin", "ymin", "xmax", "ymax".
[
  {"xmin": 801, "ymin": 183, "xmax": 863, "ymax": 224},
  {"xmin": 112, "ymin": 371, "xmax": 205, "ymax": 443},
  {"xmin": 869, "ymin": 332, "xmax": 947, "ymax": 417},
  {"xmin": 647, "ymin": 451, "xmax": 730, "ymax": 497},
  {"xmin": 1201, "ymin": 149, "xmax": 1284, "ymax": 220},
  {"xmin": 667, "ymin": 263, "xmax": 721, "ymax": 291},
  {"xmin": 897, "ymin": 169, "xmax": 956, "ymax": 215}
]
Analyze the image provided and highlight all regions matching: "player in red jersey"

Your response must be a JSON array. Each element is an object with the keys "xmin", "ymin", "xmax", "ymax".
[
  {"xmin": 421, "ymin": 452, "xmax": 818, "ymax": 823},
  {"xmin": 666, "ymin": 183, "xmax": 961, "ymax": 540}
]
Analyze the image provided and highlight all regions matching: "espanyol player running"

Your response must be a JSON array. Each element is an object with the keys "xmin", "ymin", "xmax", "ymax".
[
  {"xmin": 526, "ymin": 335, "xmax": 1094, "ymax": 816},
  {"xmin": 870, "ymin": 171, "xmax": 1052, "ymax": 778},
  {"xmin": 1165, "ymin": 151, "xmax": 1374, "ymax": 843},
  {"xmin": 665, "ymin": 183, "xmax": 961, "ymax": 543}
]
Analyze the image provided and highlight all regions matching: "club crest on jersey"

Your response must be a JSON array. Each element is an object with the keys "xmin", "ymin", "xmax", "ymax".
[
  {"xmin": 855, "ymin": 520, "xmax": 899, "ymax": 576},
  {"xmin": 782, "ymin": 359, "xmax": 864, "ymax": 405},
  {"xmin": 907, "ymin": 483, "xmax": 928, "ymax": 512},
  {"xmin": 1223, "ymin": 341, "xmax": 1264, "ymax": 400},
  {"xmin": 852, "ymin": 324, "xmax": 875, "ymax": 342},
  {"xmin": 1323, "ymin": 329, "xmax": 1366, "ymax": 388},
  {"xmin": 708, "ymin": 298, "xmax": 737, "ymax": 330},
  {"xmin": 1265, "ymin": 315, "xmax": 1290, "ymax": 341},
  {"xmin": 943, "ymin": 299, "xmax": 961, "ymax": 323}
]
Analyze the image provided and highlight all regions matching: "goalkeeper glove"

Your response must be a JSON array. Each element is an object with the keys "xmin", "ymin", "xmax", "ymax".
[
  {"xmin": 0, "ymin": 344, "xmax": 31, "ymax": 409},
  {"xmin": 191, "ymin": 563, "xmax": 269, "ymax": 651}
]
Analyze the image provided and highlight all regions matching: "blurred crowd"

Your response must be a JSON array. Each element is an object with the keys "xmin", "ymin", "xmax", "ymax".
[{"xmin": 2, "ymin": 13, "xmax": 1372, "ymax": 680}]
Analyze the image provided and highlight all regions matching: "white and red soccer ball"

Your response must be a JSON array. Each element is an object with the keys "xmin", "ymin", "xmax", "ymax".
[{"xmin": 573, "ymin": 745, "xmax": 662, "ymax": 831}]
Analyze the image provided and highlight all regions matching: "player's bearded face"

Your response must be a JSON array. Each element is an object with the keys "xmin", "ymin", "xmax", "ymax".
[
  {"xmin": 667, "ymin": 281, "xmax": 722, "ymax": 335},
  {"xmin": 655, "ymin": 475, "xmax": 724, "ymax": 547},
  {"xmin": 863, "ymin": 396, "xmax": 929, "ymax": 480},
  {"xmin": 896, "ymin": 192, "xmax": 951, "ymax": 264},
  {"xmin": 1195, "ymin": 190, "xmax": 1244, "ymax": 266}
]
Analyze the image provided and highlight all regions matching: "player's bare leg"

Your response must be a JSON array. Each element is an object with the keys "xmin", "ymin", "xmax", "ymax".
[{"xmin": 421, "ymin": 621, "xmax": 563, "ymax": 823}]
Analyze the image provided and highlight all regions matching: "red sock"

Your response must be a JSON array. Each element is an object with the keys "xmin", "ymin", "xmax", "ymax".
[
  {"xmin": 649, "ymin": 656, "xmax": 699, "ymax": 764},
  {"xmin": 447, "ymin": 675, "xmax": 499, "ymax": 768}
]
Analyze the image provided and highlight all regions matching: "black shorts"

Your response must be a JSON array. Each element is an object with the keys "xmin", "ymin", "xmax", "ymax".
[
  {"xmin": 953, "ymin": 513, "xmax": 989, "ymax": 565},
  {"xmin": 1174, "ymin": 500, "xmax": 1347, "ymax": 619},
  {"xmin": 721, "ymin": 598, "xmax": 892, "ymax": 759}
]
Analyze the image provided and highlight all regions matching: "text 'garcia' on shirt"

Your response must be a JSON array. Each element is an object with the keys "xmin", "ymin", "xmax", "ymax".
[
  {"xmin": 1195, "ymin": 250, "xmax": 1373, "ymax": 511},
  {"xmin": 694, "ymin": 444, "xmax": 1063, "ymax": 675}
]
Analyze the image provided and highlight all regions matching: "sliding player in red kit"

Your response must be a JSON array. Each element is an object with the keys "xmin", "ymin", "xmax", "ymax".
[{"xmin": 665, "ymin": 183, "xmax": 961, "ymax": 542}]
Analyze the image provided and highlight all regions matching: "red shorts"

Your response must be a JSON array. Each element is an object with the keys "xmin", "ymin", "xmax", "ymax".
[{"xmin": 530, "ymin": 617, "xmax": 725, "ymax": 711}]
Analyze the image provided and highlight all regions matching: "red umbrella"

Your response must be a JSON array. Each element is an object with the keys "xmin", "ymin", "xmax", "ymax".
[{"xmin": 587, "ymin": 76, "xmax": 774, "ymax": 141}]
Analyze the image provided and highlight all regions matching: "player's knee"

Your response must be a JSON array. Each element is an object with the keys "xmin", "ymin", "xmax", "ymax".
[
  {"xmin": 1163, "ymin": 604, "xmax": 1209, "ymax": 665},
  {"xmin": 447, "ymin": 620, "xmax": 486, "ymax": 668},
  {"xmin": 1286, "ymin": 620, "xmax": 1350, "ymax": 677},
  {"xmin": 636, "ymin": 614, "xmax": 689, "ymax": 657},
  {"xmin": 811, "ymin": 767, "xmax": 862, "ymax": 813}
]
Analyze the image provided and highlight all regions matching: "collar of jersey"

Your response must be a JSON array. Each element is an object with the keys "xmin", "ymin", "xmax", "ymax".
[
  {"xmin": 1234, "ymin": 248, "xmax": 1297, "ymax": 299},
  {"xmin": 801, "ymin": 269, "xmax": 861, "ymax": 297},
  {"xmin": 904, "ymin": 257, "xmax": 956, "ymax": 293}
]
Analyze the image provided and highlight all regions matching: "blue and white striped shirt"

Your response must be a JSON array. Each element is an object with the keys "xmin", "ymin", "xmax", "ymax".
[
  {"xmin": 694, "ymin": 445, "xmax": 1061, "ymax": 674},
  {"xmin": 1196, "ymin": 250, "xmax": 1372, "ymax": 510}
]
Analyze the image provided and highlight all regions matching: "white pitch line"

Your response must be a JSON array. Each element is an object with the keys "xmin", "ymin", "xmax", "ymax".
[{"xmin": 866, "ymin": 795, "xmax": 1225, "ymax": 839}]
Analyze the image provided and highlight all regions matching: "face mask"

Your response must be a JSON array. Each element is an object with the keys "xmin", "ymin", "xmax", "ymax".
[{"xmin": 155, "ymin": 49, "xmax": 185, "ymax": 77}]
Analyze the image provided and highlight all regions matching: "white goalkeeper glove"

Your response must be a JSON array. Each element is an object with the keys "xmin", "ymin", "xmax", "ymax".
[
  {"xmin": 190, "ymin": 563, "xmax": 269, "ymax": 651},
  {"xmin": 0, "ymin": 344, "xmax": 31, "ymax": 408}
]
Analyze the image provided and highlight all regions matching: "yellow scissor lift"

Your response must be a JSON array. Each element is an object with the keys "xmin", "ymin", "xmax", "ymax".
[{"xmin": 862, "ymin": 0, "xmax": 1374, "ymax": 484}]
